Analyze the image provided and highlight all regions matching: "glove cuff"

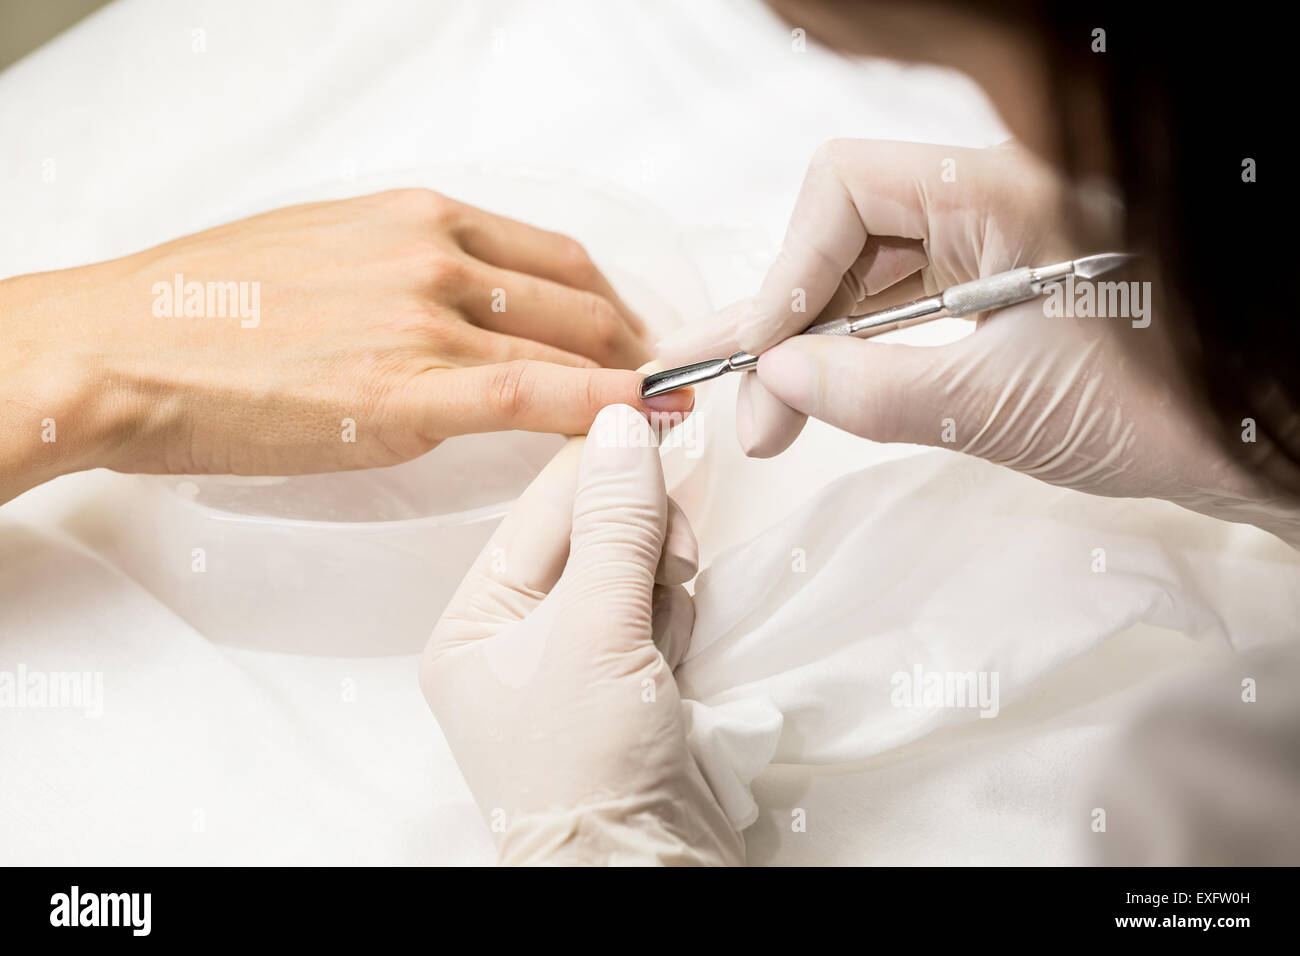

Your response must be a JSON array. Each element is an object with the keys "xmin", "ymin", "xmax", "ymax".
[{"xmin": 498, "ymin": 794, "xmax": 744, "ymax": 867}]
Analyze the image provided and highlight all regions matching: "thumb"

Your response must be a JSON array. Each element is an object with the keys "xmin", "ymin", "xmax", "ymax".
[
  {"xmin": 557, "ymin": 403, "xmax": 667, "ymax": 633},
  {"xmin": 756, "ymin": 332, "xmax": 977, "ymax": 448}
]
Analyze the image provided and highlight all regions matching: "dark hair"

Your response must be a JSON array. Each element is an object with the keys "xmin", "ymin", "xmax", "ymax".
[
  {"xmin": 777, "ymin": 1, "xmax": 1295, "ymax": 497},
  {"xmin": 1033, "ymin": 3, "xmax": 1294, "ymax": 497}
]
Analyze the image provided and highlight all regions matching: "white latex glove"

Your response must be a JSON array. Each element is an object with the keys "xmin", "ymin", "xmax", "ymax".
[
  {"xmin": 658, "ymin": 139, "xmax": 1299, "ymax": 545},
  {"xmin": 419, "ymin": 403, "xmax": 743, "ymax": 866}
]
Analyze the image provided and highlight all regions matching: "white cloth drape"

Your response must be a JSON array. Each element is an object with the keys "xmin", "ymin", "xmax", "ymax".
[{"xmin": 4, "ymin": 0, "xmax": 1294, "ymax": 865}]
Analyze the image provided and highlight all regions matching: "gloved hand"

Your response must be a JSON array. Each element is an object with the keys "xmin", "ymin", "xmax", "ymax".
[
  {"xmin": 419, "ymin": 403, "xmax": 743, "ymax": 866},
  {"xmin": 658, "ymin": 139, "xmax": 1299, "ymax": 545}
]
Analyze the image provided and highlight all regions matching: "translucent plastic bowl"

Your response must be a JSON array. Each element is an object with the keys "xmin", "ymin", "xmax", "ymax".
[{"xmin": 73, "ymin": 167, "xmax": 716, "ymax": 655}]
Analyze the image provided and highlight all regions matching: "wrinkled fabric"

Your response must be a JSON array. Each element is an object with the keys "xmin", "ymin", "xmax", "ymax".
[
  {"xmin": 6, "ymin": 0, "xmax": 1294, "ymax": 867},
  {"xmin": 1, "ymin": 0, "xmax": 1012, "ymax": 866},
  {"xmin": 678, "ymin": 450, "xmax": 1300, "ymax": 831}
]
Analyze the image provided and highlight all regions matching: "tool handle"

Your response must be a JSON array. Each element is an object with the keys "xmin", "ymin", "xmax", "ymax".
[
  {"xmin": 728, "ymin": 266, "xmax": 1046, "ymax": 373},
  {"xmin": 941, "ymin": 267, "xmax": 1038, "ymax": 316},
  {"xmin": 822, "ymin": 265, "xmax": 1044, "ymax": 337}
]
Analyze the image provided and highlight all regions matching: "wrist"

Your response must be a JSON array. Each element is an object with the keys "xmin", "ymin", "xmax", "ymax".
[
  {"xmin": 498, "ymin": 798, "xmax": 744, "ymax": 867},
  {"xmin": 0, "ymin": 269, "xmax": 145, "ymax": 501},
  {"xmin": 494, "ymin": 769, "xmax": 745, "ymax": 867},
  {"xmin": 1168, "ymin": 490, "xmax": 1300, "ymax": 550},
  {"xmin": 1162, "ymin": 447, "xmax": 1300, "ymax": 550}
]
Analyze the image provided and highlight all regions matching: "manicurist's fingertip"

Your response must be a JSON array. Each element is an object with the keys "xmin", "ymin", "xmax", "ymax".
[
  {"xmin": 584, "ymin": 403, "xmax": 657, "ymax": 473},
  {"xmin": 737, "ymin": 367, "xmax": 807, "ymax": 458},
  {"xmin": 756, "ymin": 340, "xmax": 818, "ymax": 410}
]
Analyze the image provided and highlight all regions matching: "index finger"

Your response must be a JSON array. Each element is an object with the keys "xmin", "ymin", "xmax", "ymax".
[
  {"xmin": 405, "ymin": 361, "xmax": 694, "ymax": 441},
  {"xmin": 741, "ymin": 139, "xmax": 945, "ymax": 353}
]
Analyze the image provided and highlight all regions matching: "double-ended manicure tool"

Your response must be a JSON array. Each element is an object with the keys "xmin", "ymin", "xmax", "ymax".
[{"xmin": 639, "ymin": 252, "xmax": 1134, "ymax": 399}]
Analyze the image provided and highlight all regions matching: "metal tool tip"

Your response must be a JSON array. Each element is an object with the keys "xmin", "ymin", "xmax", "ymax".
[
  {"xmin": 638, "ymin": 376, "xmax": 674, "ymax": 400},
  {"xmin": 639, "ymin": 359, "xmax": 728, "ymax": 399},
  {"xmin": 1073, "ymin": 252, "xmax": 1136, "ymax": 279}
]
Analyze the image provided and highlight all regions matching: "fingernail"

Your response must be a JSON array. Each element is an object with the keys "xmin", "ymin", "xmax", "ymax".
[
  {"xmin": 641, "ymin": 386, "xmax": 694, "ymax": 414},
  {"xmin": 659, "ymin": 551, "xmax": 697, "ymax": 586}
]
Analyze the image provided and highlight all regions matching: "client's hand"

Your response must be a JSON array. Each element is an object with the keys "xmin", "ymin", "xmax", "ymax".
[
  {"xmin": 658, "ymin": 140, "xmax": 1298, "ymax": 544},
  {"xmin": 0, "ymin": 189, "xmax": 691, "ymax": 503},
  {"xmin": 420, "ymin": 403, "xmax": 742, "ymax": 866}
]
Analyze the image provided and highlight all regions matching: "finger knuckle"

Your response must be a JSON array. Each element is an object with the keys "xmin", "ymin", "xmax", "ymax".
[
  {"xmin": 383, "ymin": 187, "xmax": 438, "ymax": 211},
  {"xmin": 387, "ymin": 187, "xmax": 462, "ymax": 226},
  {"xmin": 582, "ymin": 367, "xmax": 604, "ymax": 413},
  {"xmin": 584, "ymin": 295, "xmax": 625, "ymax": 353},
  {"xmin": 405, "ymin": 301, "xmax": 470, "ymax": 356},
  {"xmin": 391, "ymin": 240, "xmax": 467, "ymax": 292},
  {"xmin": 423, "ymin": 249, "xmax": 470, "ymax": 291},
  {"xmin": 427, "ymin": 196, "xmax": 465, "ymax": 231},
  {"xmin": 557, "ymin": 235, "xmax": 599, "ymax": 282},
  {"xmin": 811, "ymin": 138, "xmax": 852, "ymax": 174},
  {"xmin": 488, "ymin": 359, "xmax": 535, "ymax": 419}
]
